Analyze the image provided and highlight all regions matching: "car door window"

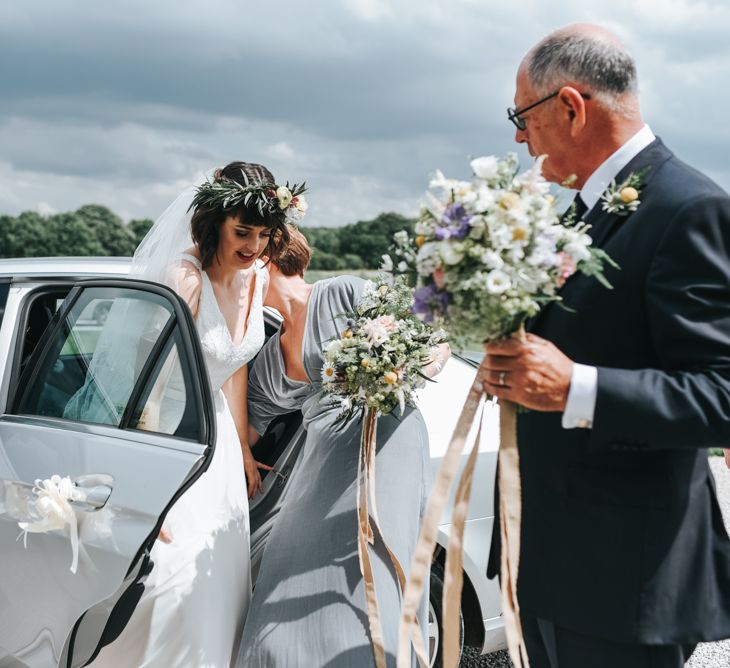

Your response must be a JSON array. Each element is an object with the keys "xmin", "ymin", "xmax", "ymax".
[
  {"xmin": 15, "ymin": 286, "xmax": 182, "ymax": 430},
  {"xmin": 129, "ymin": 334, "xmax": 200, "ymax": 439}
]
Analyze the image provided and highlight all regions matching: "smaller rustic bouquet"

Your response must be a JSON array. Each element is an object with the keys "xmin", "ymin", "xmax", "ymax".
[
  {"xmin": 321, "ymin": 275, "xmax": 447, "ymax": 421},
  {"xmin": 320, "ymin": 275, "xmax": 445, "ymax": 668}
]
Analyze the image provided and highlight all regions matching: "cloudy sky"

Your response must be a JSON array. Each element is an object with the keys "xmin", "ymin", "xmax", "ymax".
[{"xmin": 2, "ymin": 0, "xmax": 729, "ymax": 227}]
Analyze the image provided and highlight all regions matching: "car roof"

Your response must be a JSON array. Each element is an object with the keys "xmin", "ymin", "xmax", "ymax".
[{"xmin": 0, "ymin": 256, "xmax": 131, "ymax": 279}]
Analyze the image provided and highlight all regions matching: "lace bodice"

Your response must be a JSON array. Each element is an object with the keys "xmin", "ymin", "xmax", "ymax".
[{"xmin": 179, "ymin": 254, "xmax": 266, "ymax": 393}]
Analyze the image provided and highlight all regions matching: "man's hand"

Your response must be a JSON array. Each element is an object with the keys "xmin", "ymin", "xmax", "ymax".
[
  {"xmin": 724, "ymin": 449, "xmax": 730, "ymax": 470},
  {"xmin": 480, "ymin": 333, "xmax": 574, "ymax": 411}
]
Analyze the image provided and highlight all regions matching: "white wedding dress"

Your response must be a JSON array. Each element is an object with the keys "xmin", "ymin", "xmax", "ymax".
[{"xmin": 91, "ymin": 255, "xmax": 266, "ymax": 667}]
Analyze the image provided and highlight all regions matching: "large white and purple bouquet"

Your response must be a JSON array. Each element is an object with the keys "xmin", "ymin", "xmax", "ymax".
[
  {"xmin": 320, "ymin": 276, "xmax": 446, "ymax": 421},
  {"xmin": 387, "ymin": 153, "xmax": 615, "ymax": 346}
]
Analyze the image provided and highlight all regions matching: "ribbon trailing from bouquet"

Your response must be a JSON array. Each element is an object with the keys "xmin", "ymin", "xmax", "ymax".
[
  {"xmin": 18, "ymin": 475, "xmax": 86, "ymax": 574},
  {"xmin": 396, "ymin": 382, "xmax": 530, "ymax": 668},
  {"xmin": 357, "ymin": 409, "xmax": 430, "ymax": 668}
]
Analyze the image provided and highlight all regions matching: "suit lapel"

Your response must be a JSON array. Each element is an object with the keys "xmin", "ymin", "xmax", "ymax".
[
  {"xmin": 527, "ymin": 138, "xmax": 673, "ymax": 334},
  {"xmin": 584, "ymin": 138, "xmax": 672, "ymax": 249}
]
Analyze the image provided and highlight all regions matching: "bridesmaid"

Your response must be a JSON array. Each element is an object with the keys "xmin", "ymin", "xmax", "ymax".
[{"xmin": 236, "ymin": 227, "xmax": 449, "ymax": 667}]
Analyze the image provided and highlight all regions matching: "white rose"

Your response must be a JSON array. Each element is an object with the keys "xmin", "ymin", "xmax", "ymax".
[
  {"xmin": 416, "ymin": 242, "xmax": 439, "ymax": 274},
  {"xmin": 481, "ymin": 249, "xmax": 504, "ymax": 270},
  {"xmin": 276, "ymin": 186, "xmax": 293, "ymax": 210},
  {"xmin": 393, "ymin": 230, "xmax": 409, "ymax": 245},
  {"xmin": 474, "ymin": 185, "xmax": 496, "ymax": 211},
  {"xmin": 486, "ymin": 269, "xmax": 511, "ymax": 294},
  {"xmin": 440, "ymin": 241, "xmax": 465, "ymax": 265},
  {"xmin": 293, "ymin": 194, "xmax": 308, "ymax": 215},
  {"xmin": 470, "ymin": 156, "xmax": 499, "ymax": 180},
  {"xmin": 564, "ymin": 242, "xmax": 591, "ymax": 262},
  {"xmin": 468, "ymin": 217, "xmax": 486, "ymax": 239}
]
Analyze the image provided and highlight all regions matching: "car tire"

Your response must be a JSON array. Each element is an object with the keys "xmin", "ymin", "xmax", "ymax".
[{"xmin": 428, "ymin": 560, "xmax": 464, "ymax": 668}]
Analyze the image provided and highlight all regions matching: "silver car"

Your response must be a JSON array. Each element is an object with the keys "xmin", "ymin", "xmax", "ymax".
[{"xmin": 0, "ymin": 257, "xmax": 505, "ymax": 668}]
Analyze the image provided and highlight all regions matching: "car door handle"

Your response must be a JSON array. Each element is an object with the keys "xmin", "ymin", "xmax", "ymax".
[{"xmin": 72, "ymin": 473, "xmax": 113, "ymax": 512}]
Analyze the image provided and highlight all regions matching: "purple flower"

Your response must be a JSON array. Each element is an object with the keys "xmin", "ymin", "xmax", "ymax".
[
  {"xmin": 413, "ymin": 284, "xmax": 450, "ymax": 322},
  {"xmin": 437, "ymin": 203, "xmax": 472, "ymax": 241}
]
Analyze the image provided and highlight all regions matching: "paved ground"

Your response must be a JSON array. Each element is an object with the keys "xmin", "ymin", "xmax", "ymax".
[{"xmin": 461, "ymin": 455, "xmax": 730, "ymax": 668}]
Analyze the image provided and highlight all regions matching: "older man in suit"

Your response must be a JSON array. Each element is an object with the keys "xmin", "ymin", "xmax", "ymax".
[{"xmin": 482, "ymin": 24, "xmax": 730, "ymax": 668}]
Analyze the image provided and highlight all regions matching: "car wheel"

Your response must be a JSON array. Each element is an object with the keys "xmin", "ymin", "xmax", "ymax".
[{"xmin": 428, "ymin": 560, "xmax": 464, "ymax": 668}]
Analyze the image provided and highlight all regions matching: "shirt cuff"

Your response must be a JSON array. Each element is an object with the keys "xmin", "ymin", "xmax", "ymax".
[{"xmin": 562, "ymin": 363, "xmax": 598, "ymax": 429}]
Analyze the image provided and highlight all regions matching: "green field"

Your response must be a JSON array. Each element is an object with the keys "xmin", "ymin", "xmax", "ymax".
[{"xmin": 304, "ymin": 268, "xmax": 381, "ymax": 283}]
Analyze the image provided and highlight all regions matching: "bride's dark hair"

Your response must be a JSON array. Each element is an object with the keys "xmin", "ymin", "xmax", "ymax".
[{"xmin": 191, "ymin": 161, "xmax": 291, "ymax": 268}]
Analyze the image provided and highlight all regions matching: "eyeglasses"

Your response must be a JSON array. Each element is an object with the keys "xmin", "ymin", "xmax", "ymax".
[{"xmin": 507, "ymin": 90, "xmax": 591, "ymax": 131}]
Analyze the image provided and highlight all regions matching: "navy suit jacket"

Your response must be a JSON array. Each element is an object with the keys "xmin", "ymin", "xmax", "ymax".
[{"xmin": 487, "ymin": 138, "xmax": 730, "ymax": 644}]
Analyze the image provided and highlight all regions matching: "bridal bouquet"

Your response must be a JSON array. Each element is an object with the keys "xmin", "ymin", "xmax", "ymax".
[
  {"xmin": 321, "ymin": 276, "xmax": 446, "ymax": 421},
  {"xmin": 393, "ymin": 154, "xmax": 617, "ymax": 668},
  {"xmin": 387, "ymin": 153, "xmax": 615, "ymax": 347}
]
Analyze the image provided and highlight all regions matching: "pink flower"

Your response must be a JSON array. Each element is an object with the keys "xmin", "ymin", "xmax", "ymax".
[
  {"xmin": 557, "ymin": 252, "xmax": 577, "ymax": 288},
  {"xmin": 433, "ymin": 267, "xmax": 446, "ymax": 290},
  {"xmin": 363, "ymin": 315, "xmax": 396, "ymax": 346}
]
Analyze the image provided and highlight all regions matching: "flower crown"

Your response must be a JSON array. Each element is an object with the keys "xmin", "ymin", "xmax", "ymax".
[{"xmin": 189, "ymin": 171, "xmax": 308, "ymax": 224}]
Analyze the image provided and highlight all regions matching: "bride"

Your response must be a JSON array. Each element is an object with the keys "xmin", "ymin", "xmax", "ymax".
[{"xmin": 91, "ymin": 161, "xmax": 305, "ymax": 667}]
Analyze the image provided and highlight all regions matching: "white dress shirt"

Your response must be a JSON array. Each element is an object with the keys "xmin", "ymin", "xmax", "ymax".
[{"xmin": 562, "ymin": 124, "xmax": 656, "ymax": 430}]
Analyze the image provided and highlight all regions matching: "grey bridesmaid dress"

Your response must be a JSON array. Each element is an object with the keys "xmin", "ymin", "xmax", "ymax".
[{"xmin": 236, "ymin": 275, "xmax": 430, "ymax": 667}]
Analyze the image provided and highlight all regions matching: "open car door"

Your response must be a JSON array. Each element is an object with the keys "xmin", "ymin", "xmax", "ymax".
[{"xmin": 0, "ymin": 279, "xmax": 214, "ymax": 668}]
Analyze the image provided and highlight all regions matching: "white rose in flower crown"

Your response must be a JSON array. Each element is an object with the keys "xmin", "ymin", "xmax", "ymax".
[
  {"xmin": 470, "ymin": 156, "xmax": 500, "ymax": 180},
  {"xmin": 285, "ymin": 194, "xmax": 308, "ymax": 223},
  {"xmin": 276, "ymin": 186, "xmax": 293, "ymax": 210}
]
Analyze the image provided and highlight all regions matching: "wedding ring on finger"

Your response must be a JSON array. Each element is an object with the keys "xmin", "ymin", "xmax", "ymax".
[{"xmin": 498, "ymin": 371, "xmax": 506, "ymax": 386}]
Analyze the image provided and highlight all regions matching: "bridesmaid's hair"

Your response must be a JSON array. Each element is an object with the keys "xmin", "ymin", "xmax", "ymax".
[
  {"xmin": 272, "ymin": 225, "xmax": 311, "ymax": 277},
  {"xmin": 190, "ymin": 161, "xmax": 291, "ymax": 269}
]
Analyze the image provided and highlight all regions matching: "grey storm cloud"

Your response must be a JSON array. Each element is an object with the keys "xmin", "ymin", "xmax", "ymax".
[{"xmin": 1, "ymin": 0, "xmax": 729, "ymax": 226}]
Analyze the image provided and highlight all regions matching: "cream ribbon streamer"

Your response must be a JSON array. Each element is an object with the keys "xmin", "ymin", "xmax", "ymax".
[
  {"xmin": 396, "ymin": 384, "xmax": 530, "ymax": 668},
  {"xmin": 442, "ymin": 406, "xmax": 483, "ymax": 666},
  {"xmin": 358, "ymin": 409, "xmax": 429, "ymax": 668},
  {"xmin": 396, "ymin": 378, "xmax": 483, "ymax": 667},
  {"xmin": 498, "ymin": 401, "xmax": 529, "ymax": 667}
]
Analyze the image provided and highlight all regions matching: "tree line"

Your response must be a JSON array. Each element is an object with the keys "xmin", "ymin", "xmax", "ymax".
[{"xmin": 0, "ymin": 205, "xmax": 414, "ymax": 270}]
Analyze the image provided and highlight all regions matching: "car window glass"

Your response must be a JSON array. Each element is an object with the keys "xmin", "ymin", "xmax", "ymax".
[
  {"xmin": 131, "ymin": 338, "xmax": 197, "ymax": 439},
  {"xmin": 16, "ymin": 287, "xmax": 175, "ymax": 428}
]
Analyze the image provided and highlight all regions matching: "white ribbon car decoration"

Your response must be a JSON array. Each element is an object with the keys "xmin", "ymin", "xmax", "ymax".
[{"xmin": 18, "ymin": 475, "xmax": 87, "ymax": 574}]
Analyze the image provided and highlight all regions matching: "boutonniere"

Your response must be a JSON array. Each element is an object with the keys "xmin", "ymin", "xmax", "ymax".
[{"xmin": 601, "ymin": 168, "xmax": 649, "ymax": 216}]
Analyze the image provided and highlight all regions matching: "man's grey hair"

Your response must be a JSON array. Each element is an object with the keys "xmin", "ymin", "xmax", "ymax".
[{"xmin": 526, "ymin": 33, "xmax": 638, "ymax": 112}]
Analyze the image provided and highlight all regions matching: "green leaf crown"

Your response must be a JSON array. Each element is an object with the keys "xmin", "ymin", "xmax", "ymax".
[{"xmin": 189, "ymin": 170, "xmax": 307, "ymax": 220}]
